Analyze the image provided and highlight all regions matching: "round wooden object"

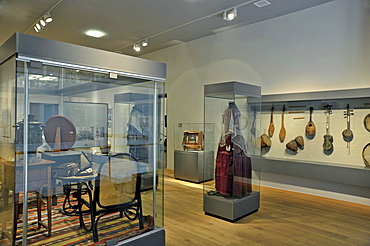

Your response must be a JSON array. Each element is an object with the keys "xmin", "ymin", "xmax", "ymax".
[
  {"xmin": 362, "ymin": 143, "xmax": 370, "ymax": 167},
  {"xmin": 364, "ymin": 113, "xmax": 370, "ymax": 132},
  {"xmin": 44, "ymin": 115, "xmax": 76, "ymax": 150}
]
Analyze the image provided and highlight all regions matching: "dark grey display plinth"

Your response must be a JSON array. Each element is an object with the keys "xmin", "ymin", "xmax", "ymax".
[
  {"xmin": 204, "ymin": 191, "xmax": 260, "ymax": 221},
  {"xmin": 174, "ymin": 150, "xmax": 214, "ymax": 183},
  {"xmin": 117, "ymin": 228, "xmax": 165, "ymax": 246}
]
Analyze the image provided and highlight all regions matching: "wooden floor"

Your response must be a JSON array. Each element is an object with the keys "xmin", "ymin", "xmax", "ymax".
[{"xmin": 163, "ymin": 172, "xmax": 370, "ymax": 246}]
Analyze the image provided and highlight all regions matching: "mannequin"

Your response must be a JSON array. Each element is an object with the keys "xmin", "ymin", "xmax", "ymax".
[{"xmin": 215, "ymin": 102, "xmax": 252, "ymax": 196}]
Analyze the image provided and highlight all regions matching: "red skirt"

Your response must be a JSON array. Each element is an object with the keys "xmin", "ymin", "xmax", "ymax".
[{"xmin": 215, "ymin": 143, "xmax": 252, "ymax": 196}]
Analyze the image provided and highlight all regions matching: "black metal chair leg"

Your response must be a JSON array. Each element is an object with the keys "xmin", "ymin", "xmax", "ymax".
[{"xmin": 36, "ymin": 192, "xmax": 42, "ymax": 229}]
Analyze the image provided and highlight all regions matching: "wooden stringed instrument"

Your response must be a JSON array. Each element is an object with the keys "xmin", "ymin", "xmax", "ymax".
[
  {"xmin": 305, "ymin": 107, "xmax": 316, "ymax": 136},
  {"xmin": 279, "ymin": 105, "xmax": 286, "ymax": 142},
  {"xmin": 323, "ymin": 105, "xmax": 333, "ymax": 151},
  {"xmin": 268, "ymin": 106, "xmax": 275, "ymax": 137},
  {"xmin": 342, "ymin": 104, "xmax": 354, "ymax": 141}
]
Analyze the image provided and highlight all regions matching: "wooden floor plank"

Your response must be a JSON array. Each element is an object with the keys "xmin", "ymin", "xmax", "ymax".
[{"xmin": 164, "ymin": 174, "xmax": 370, "ymax": 246}]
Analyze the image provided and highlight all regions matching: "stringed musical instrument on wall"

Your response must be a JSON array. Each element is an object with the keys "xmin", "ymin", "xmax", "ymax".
[
  {"xmin": 268, "ymin": 106, "xmax": 275, "ymax": 137},
  {"xmin": 323, "ymin": 105, "xmax": 333, "ymax": 151},
  {"xmin": 279, "ymin": 105, "xmax": 286, "ymax": 142},
  {"xmin": 342, "ymin": 104, "xmax": 354, "ymax": 142},
  {"xmin": 305, "ymin": 107, "xmax": 316, "ymax": 136}
]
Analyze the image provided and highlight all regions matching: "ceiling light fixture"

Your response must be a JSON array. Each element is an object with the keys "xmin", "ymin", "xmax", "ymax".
[
  {"xmin": 141, "ymin": 39, "xmax": 148, "ymax": 47},
  {"xmin": 223, "ymin": 8, "xmax": 237, "ymax": 21},
  {"xmin": 85, "ymin": 30, "xmax": 106, "ymax": 38},
  {"xmin": 44, "ymin": 12, "xmax": 53, "ymax": 23},
  {"xmin": 33, "ymin": 12, "xmax": 53, "ymax": 33},
  {"xmin": 40, "ymin": 19, "xmax": 46, "ymax": 27},
  {"xmin": 133, "ymin": 43, "xmax": 141, "ymax": 52}
]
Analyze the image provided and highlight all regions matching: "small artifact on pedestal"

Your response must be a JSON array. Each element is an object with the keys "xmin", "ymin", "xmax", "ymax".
[{"xmin": 182, "ymin": 131, "xmax": 204, "ymax": 151}]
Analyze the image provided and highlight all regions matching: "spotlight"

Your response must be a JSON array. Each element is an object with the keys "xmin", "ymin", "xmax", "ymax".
[
  {"xmin": 141, "ymin": 39, "xmax": 148, "ymax": 47},
  {"xmin": 35, "ymin": 23, "xmax": 42, "ymax": 30},
  {"xmin": 40, "ymin": 19, "xmax": 46, "ymax": 27},
  {"xmin": 34, "ymin": 26, "xmax": 40, "ymax": 32},
  {"xmin": 133, "ymin": 43, "xmax": 141, "ymax": 52},
  {"xmin": 223, "ymin": 8, "xmax": 237, "ymax": 21},
  {"xmin": 44, "ymin": 12, "xmax": 53, "ymax": 23}
]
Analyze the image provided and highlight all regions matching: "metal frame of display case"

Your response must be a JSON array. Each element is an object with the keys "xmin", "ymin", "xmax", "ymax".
[
  {"xmin": 203, "ymin": 81, "xmax": 261, "ymax": 221},
  {"xmin": 0, "ymin": 33, "xmax": 166, "ymax": 246}
]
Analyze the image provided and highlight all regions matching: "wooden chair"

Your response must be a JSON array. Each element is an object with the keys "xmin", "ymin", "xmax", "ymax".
[{"xmin": 83, "ymin": 152, "xmax": 144, "ymax": 242}]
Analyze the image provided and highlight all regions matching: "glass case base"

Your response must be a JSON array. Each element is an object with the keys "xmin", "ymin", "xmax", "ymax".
[
  {"xmin": 174, "ymin": 150, "xmax": 214, "ymax": 183},
  {"xmin": 204, "ymin": 191, "xmax": 260, "ymax": 221},
  {"xmin": 118, "ymin": 228, "xmax": 165, "ymax": 246}
]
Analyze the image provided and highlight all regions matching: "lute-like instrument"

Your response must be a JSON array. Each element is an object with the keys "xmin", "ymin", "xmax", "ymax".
[
  {"xmin": 305, "ymin": 107, "xmax": 316, "ymax": 136},
  {"xmin": 268, "ymin": 106, "xmax": 275, "ymax": 137},
  {"xmin": 323, "ymin": 105, "xmax": 333, "ymax": 151},
  {"xmin": 342, "ymin": 104, "xmax": 354, "ymax": 141},
  {"xmin": 279, "ymin": 105, "xmax": 286, "ymax": 142},
  {"xmin": 342, "ymin": 104, "xmax": 354, "ymax": 153}
]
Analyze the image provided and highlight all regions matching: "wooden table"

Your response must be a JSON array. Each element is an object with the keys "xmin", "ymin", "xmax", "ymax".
[{"xmin": 0, "ymin": 157, "xmax": 54, "ymax": 242}]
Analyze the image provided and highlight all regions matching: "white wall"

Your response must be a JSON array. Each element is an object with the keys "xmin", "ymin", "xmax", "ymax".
[{"xmin": 142, "ymin": 0, "xmax": 370, "ymax": 204}]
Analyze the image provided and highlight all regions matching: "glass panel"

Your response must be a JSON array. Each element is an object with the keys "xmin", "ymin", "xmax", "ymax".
[
  {"xmin": 12, "ymin": 61, "xmax": 164, "ymax": 245},
  {"xmin": 0, "ymin": 56, "xmax": 16, "ymax": 245},
  {"xmin": 203, "ymin": 82, "xmax": 261, "ymax": 221}
]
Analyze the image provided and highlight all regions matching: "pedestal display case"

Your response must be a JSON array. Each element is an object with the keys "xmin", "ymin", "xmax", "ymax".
[
  {"xmin": 0, "ymin": 33, "xmax": 166, "ymax": 246},
  {"xmin": 203, "ymin": 82, "xmax": 261, "ymax": 221},
  {"xmin": 174, "ymin": 123, "xmax": 214, "ymax": 183},
  {"xmin": 258, "ymin": 89, "xmax": 370, "ymax": 190}
]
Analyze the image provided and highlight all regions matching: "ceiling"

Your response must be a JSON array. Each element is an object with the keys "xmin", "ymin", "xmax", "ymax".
[{"xmin": 0, "ymin": 0, "xmax": 334, "ymax": 57}]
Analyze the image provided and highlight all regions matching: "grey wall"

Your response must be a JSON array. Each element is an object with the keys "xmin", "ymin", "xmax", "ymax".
[{"xmin": 142, "ymin": 0, "xmax": 370, "ymax": 204}]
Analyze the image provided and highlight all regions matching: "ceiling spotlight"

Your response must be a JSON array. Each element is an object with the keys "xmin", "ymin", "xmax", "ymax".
[
  {"xmin": 133, "ymin": 43, "xmax": 141, "ymax": 52},
  {"xmin": 44, "ymin": 12, "xmax": 53, "ymax": 23},
  {"xmin": 141, "ymin": 39, "xmax": 148, "ymax": 47},
  {"xmin": 35, "ymin": 23, "xmax": 41, "ymax": 30},
  {"xmin": 34, "ymin": 26, "xmax": 39, "ymax": 32},
  {"xmin": 40, "ymin": 19, "xmax": 46, "ymax": 27},
  {"xmin": 223, "ymin": 8, "xmax": 237, "ymax": 21}
]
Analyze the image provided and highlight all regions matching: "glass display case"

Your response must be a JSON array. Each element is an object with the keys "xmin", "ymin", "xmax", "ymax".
[
  {"xmin": 203, "ymin": 82, "xmax": 261, "ymax": 221},
  {"xmin": 0, "ymin": 33, "xmax": 166, "ymax": 245},
  {"xmin": 174, "ymin": 123, "xmax": 214, "ymax": 183},
  {"xmin": 258, "ymin": 89, "xmax": 370, "ymax": 189}
]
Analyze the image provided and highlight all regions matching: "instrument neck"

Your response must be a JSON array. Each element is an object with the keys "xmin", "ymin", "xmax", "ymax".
[{"xmin": 326, "ymin": 113, "xmax": 330, "ymax": 135}]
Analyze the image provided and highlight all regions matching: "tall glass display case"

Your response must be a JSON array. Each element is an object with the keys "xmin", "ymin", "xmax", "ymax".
[
  {"xmin": 0, "ymin": 33, "xmax": 165, "ymax": 245},
  {"xmin": 203, "ymin": 82, "xmax": 261, "ymax": 221},
  {"xmin": 174, "ymin": 123, "xmax": 214, "ymax": 183}
]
